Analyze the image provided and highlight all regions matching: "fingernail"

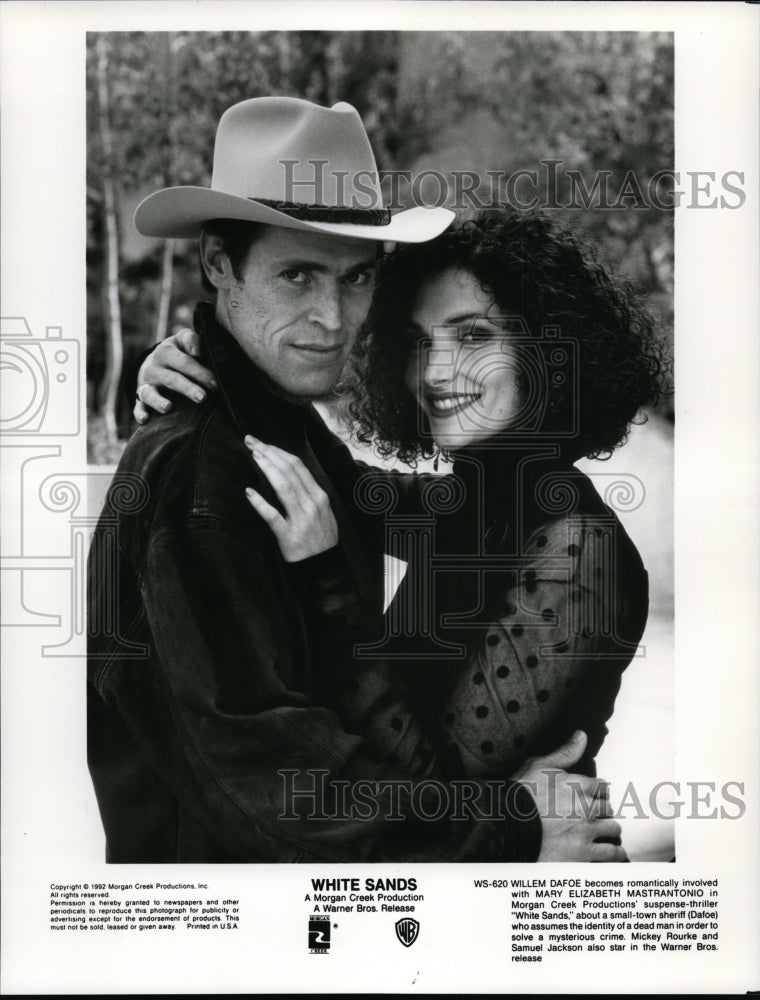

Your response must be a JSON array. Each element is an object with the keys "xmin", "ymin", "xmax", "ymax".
[
  {"xmin": 161, "ymin": 401, "xmax": 172, "ymax": 412},
  {"xmin": 208, "ymin": 378, "xmax": 218, "ymax": 389},
  {"xmin": 193, "ymin": 390, "xmax": 205, "ymax": 403},
  {"xmin": 245, "ymin": 487, "xmax": 255, "ymax": 499}
]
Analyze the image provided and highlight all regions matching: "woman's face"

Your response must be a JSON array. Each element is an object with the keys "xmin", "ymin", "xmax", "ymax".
[{"xmin": 403, "ymin": 267, "xmax": 523, "ymax": 451}]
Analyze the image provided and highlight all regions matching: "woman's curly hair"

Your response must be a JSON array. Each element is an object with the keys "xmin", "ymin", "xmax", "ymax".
[{"xmin": 347, "ymin": 209, "xmax": 669, "ymax": 466}]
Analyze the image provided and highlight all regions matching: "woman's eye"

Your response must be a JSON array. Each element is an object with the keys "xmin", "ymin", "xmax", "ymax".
[
  {"xmin": 459, "ymin": 324, "xmax": 498, "ymax": 344},
  {"xmin": 281, "ymin": 269, "xmax": 310, "ymax": 283}
]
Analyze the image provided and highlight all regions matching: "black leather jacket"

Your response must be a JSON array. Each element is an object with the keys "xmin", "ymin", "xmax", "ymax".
[{"xmin": 88, "ymin": 303, "xmax": 540, "ymax": 863}]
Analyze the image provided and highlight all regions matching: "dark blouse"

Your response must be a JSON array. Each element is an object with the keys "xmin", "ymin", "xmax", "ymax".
[{"xmin": 295, "ymin": 451, "xmax": 649, "ymax": 784}]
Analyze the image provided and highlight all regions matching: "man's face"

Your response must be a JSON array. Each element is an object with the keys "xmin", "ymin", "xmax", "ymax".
[{"xmin": 218, "ymin": 225, "xmax": 378, "ymax": 399}]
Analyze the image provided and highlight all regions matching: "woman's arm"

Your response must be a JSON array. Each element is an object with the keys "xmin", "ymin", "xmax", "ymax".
[
  {"xmin": 438, "ymin": 516, "xmax": 648, "ymax": 779},
  {"xmin": 131, "ymin": 330, "xmax": 434, "ymax": 519},
  {"xmin": 130, "ymin": 330, "xmax": 218, "ymax": 423}
]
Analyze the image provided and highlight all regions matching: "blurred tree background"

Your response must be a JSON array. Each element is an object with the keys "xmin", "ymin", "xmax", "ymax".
[{"xmin": 87, "ymin": 30, "xmax": 673, "ymax": 463}]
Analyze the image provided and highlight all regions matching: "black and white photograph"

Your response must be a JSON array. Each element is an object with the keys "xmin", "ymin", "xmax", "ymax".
[
  {"xmin": 1, "ymin": 1, "xmax": 758, "ymax": 994},
  {"xmin": 85, "ymin": 27, "xmax": 674, "ymax": 866}
]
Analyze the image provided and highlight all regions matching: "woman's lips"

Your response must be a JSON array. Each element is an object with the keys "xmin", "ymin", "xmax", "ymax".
[{"xmin": 425, "ymin": 392, "xmax": 481, "ymax": 418}]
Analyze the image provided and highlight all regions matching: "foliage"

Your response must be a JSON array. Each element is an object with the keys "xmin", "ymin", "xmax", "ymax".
[{"xmin": 86, "ymin": 30, "xmax": 673, "ymax": 462}]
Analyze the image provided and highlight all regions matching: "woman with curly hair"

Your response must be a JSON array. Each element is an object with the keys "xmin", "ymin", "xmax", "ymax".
[
  {"xmin": 339, "ymin": 209, "xmax": 667, "ymax": 779},
  {"xmin": 132, "ymin": 208, "xmax": 667, "ymax": 851},
  {"xmin": 352, "ymin": 209, "xmax": 664, "ymax": 466}
]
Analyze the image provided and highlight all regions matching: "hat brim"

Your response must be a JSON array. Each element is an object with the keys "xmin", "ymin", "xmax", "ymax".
[{"xmin": 134, "ymin": 187, "xmax": 454, "ymax": 243}]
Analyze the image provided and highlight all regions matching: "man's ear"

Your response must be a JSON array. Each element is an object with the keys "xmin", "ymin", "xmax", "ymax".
[{"xmin": 199, "ymin": 232, "xmax": 237, "ymax": 289}]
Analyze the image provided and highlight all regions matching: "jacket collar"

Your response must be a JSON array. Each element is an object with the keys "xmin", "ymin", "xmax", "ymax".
[{"xmin": 194, "ymin": 301, "xmax": 312, "ymax": 453}]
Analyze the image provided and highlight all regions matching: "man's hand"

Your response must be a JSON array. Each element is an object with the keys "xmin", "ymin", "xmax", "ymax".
[
  {"xmin": 134, "ymin": 328, "xmax": 218, "ymax": 424},
  {"xmin": 244, "ymin": 436, "xmax": 339, "ymax": 562},
  {"xmin": 513, "ymin": 731, "xmax": 627, "ymax": 862}
]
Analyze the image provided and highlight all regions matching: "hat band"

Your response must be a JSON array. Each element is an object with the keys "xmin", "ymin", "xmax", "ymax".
[{"xmin": 255, "ymin": 198, "xmax": 390, "ymax": 226}]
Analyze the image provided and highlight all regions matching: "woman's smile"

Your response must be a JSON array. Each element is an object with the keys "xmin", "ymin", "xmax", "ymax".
[
  {"xmin": 405, "ymin": 266, "xmax": 523, "ymax": 451},
  {"xmin": 424, "ymin": 391, "xmax": 482, "ymax": 418}
]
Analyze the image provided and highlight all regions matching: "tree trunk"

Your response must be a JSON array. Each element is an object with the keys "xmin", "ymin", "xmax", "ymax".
[
  {"xmin": 96, "ymin": 34, "xmax": 123, "ymax": 447},
  {"xmin": 155, "ymin": 238, "xmax": 175, "ymax": 341},
  {"xmin": 643, "ymin": 231, "xmax": 670, "ymax": 295},
  {"xmin": 154, "ymin": 32, "xmax": 175, "ymax": 343}
]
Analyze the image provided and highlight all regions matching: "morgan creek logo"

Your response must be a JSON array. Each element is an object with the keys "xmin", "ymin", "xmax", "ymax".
[
  {"xmin": 308, "ymin": 913, "xmax": 331, "ymax": 954},
  {"xmin": 395, "ymin": 917, "xmax": 420, "ymax": 947}
]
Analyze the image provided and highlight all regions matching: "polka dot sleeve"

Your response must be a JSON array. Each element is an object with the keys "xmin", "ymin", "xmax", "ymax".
[{"xmin": 439, "ymin": 517, "xmax": 648, "ymax": 778}]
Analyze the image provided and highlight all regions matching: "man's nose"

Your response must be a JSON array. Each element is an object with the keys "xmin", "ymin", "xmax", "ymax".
[{"xmin": 308, "ymin": 286, "xmax": 342, "ymax": 332}]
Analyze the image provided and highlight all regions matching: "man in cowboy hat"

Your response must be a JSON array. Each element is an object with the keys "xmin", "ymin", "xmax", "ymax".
[{"xmin": 88, "ymin": 97, "xmax": 599, "ymax": 864}]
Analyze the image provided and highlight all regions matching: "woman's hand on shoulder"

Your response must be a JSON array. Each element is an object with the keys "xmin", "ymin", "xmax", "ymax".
[
  {"xmin": 134, "ymin": 328, "xmax": 218, "ymax": 424},
  {"xmin": 244, "ymin": 436, "xmax": 339, "ymax": 563}
]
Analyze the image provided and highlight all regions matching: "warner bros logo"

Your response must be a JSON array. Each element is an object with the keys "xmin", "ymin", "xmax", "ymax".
[{"xmin": 395, "ymin": 917, "xmax": 420, "ymax": 947}]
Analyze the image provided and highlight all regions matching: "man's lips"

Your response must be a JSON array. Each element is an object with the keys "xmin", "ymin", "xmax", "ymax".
[
  {"xmin": 425, "ymin": 392, "xmax": 481, "ymax": 418},
  {"xmin": 290, "ymin": 343, "xmax": 345, "ymax": 358}
]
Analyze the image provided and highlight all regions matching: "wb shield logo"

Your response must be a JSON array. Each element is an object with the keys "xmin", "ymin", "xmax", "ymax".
[
  {"xmin": 309, "ymin": 914, "xmax": 331, "ymax": 954},
  {"xmin": 395, "ymin": 917, "xmax": 420, "ymax": 947}
]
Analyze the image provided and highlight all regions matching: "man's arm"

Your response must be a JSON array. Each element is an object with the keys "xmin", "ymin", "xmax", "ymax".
[
  {"xmin": 236, "ymin": 448, "xmax": 625, "ymax": 862},
  {"xmin": 92, "ymin": 512, "xmax": 540, "ymax": 863},
  {"xmin": 282, "ymin": 542, "xmax": 626, "ymax": 863}
]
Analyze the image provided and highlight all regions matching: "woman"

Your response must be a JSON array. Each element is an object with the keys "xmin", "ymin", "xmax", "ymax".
[
  {"xmin": 132, "ymin": 209, "xmax": 666, "ymax": 839},
  {"xmin": 340, "ymin": 209, "xmax": 667, "ymax": 780}
]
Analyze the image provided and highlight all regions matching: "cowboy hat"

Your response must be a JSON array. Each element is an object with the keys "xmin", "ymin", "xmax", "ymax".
[{"xmin": 134, "ymin": 96, "xmax": 453, "ymax": 243}]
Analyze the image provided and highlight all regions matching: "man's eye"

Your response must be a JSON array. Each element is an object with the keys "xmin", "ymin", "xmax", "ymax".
[
  {"xmin": 344, "ymin": 270, "xmax": 374, "ymax": 287},
  {"xmin": 281, "ymin": 269, "xmax": 310, "ymax": 283}
]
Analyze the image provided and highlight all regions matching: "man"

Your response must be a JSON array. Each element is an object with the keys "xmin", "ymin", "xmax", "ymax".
[{"xmin": 89, "ymin": 97, "xmax": 617, "ymax": 863}]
